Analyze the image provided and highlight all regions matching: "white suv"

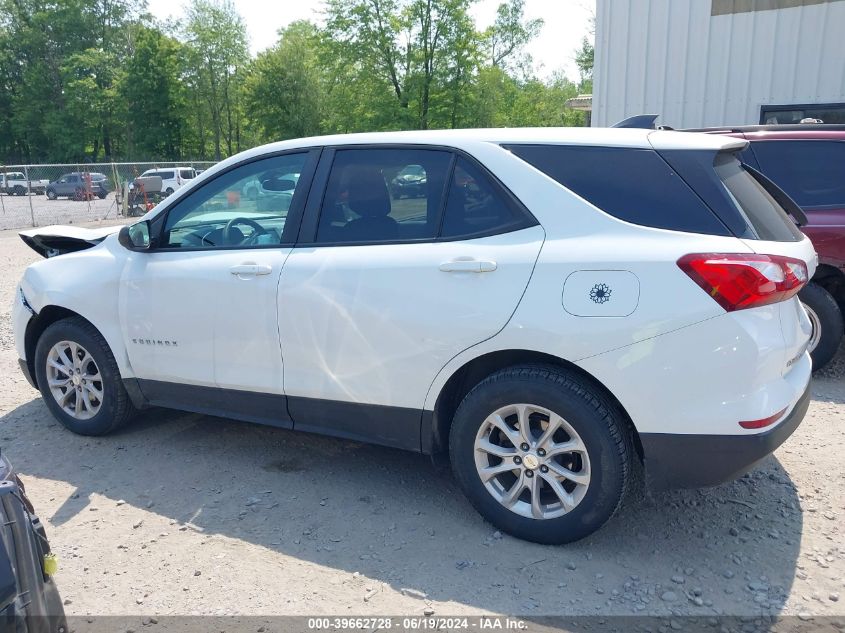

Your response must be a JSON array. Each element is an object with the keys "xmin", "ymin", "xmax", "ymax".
[
  {"xmin": 13, "ymin": 129, "xmax": 815, "ymax": 543},
  {"xmin": 138, "ymin": 167, "xmax": 196, "ymax": 195}
]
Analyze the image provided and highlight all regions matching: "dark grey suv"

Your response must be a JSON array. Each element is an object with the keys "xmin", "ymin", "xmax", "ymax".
[{"xmin": 46, "ymin": 172, "xmax": 110, "ymax": 200}]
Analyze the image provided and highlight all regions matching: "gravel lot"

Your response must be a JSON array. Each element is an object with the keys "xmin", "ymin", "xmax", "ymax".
[
  {"xmin": 0, "ymin": 221, "xmax": 843, "ymax": 621},
  {"xmin": 0, "ymin": 193, "xmax": 122, "ymax": 231}
]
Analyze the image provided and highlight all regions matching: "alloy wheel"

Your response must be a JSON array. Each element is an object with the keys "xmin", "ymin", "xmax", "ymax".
[
  {"xmin": 45, "ymin": 340, "xmax": 104, "ymax": 420},
  {"xmin": 473, "ymin": 403, "xmax": 591, "ymax": 520}
]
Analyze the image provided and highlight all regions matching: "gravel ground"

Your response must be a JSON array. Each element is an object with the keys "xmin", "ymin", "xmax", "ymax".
[
  {"xmin": 0, "ymin": 193, "xmax": 122, "ymax": 231},
  {"xmin": 0, "ymin": 222, "xmax": 843, "ymax": 620}
]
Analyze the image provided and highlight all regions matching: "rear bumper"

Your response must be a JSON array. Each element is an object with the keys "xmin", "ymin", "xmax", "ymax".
[{"xmin": 641, "ymin": 383, "xmax": 811, "ymax": 491}]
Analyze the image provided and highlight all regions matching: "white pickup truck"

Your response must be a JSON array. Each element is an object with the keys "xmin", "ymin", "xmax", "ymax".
[{"xmin": 0, "ymin": 172, "xmax": 49, "ymax": 195}]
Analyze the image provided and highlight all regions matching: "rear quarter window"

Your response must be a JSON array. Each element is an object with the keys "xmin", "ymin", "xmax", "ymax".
[{"xmin": 505, "ymin": 144, "xmax": 731, "ymax": 236}]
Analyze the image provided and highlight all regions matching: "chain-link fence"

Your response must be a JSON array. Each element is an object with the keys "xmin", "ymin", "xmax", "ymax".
[{"xmin": 0, "ymin": 161, "xmax": 216, "ymax": 231}]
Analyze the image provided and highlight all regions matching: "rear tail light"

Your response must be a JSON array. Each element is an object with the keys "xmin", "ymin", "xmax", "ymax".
[{"xmin": 677, "ymin": 253, "xmax": 808, "ymax": 311}]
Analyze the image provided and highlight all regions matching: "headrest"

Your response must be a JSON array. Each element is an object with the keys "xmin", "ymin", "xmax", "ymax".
[{"xmin": 344, "ymin": 166, "xmax": 391, "ymax": 217}]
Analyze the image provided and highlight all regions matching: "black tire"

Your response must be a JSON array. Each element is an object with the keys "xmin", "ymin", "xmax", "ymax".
[
  {"xmin": 165, "ymin": 187, "xmax": 174, "ymax": 196},
  {"xmin": 97, "ymin": 191, "xmax": 107, "ymax": 199},
  {"xmin": 800, "ymin": 282, "xmax": 844, "ymax": 371},
  {"xmin": 449, "ymin": 365, "xmax": 632, "ymax": 544},
  {"xmin": 14, "ymin": 185, "xmax": 26, "ymax": 196},
  {"xmin": 46, "ymin": 189, "xmax": 57, "ymax": 200},
  {"xmin": 34, "ymin": 317, "xmax": 135, "ymax": 436}
]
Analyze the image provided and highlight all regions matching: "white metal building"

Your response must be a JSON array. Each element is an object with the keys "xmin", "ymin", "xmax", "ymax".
[{"xmin": 592, "ymin": 0, "xmax": 845, "ymax": 128}]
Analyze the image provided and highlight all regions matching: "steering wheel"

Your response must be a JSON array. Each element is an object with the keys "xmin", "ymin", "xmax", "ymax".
[{"xmin": 224, "ymin": 217, "xmax": 269, "ymax": 245}]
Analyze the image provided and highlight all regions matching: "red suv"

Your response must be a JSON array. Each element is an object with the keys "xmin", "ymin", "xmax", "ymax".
[{"xmin": 686, "ymin": 124, "xmax": 845, "ymax": 370}]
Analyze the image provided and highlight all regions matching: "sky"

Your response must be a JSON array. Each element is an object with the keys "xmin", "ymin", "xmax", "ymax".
[{"xmin": 146, "ymin": 0, "xmax": 595, "ymax": 81}]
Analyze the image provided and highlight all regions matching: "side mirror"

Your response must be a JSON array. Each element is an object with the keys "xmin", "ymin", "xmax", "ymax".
[{"xmin": 119, "ymin": 221, "xmax": 151, "ymax": 251}]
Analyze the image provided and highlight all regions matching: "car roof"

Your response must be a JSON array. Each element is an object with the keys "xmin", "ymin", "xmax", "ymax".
[{"xmin": 221, "ymin": 127, "xmax": 743, "ymax": 164}]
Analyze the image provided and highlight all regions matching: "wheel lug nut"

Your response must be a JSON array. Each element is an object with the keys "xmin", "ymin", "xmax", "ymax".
[
  {"xmin": 520, "ymin": 443, "xmax": 529, "ymax": 451},
  {"xmin": 513, "ymin": 456, "xmax": 522, "ymax": 465},
  {"xmin": 540, "ymin": 465, "xmax": 549, "ymax": 473},
  {"xmin": 525, "ymin": 470, "xmax": 534, "ymax": 478},
  {"xmin": 537, "ymin": 448, "xmax": 546, "ymax": 457}
]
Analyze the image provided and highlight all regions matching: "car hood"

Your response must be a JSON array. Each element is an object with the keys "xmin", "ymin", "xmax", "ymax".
[{"xmin": 19, "ymin": 224, "xmax": 122, "ymax": 258}]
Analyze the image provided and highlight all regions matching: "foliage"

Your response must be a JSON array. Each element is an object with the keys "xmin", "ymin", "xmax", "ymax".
[{"xmin": 0, "ymin": 0, "xmax": 593, "ymax": 163}]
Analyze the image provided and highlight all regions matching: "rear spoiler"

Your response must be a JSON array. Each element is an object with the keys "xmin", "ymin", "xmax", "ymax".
[{"xmin": 611, "ymin": 114, "xmax": 659, "ymax": 129}]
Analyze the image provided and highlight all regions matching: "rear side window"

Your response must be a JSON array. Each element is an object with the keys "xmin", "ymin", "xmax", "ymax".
[
  {"xmin": 750, "ymin": 140, "xmax": 845, "ymax": 208},
  {"xmin": 159, "ymin": 170, "xmax": 175, "ymax": 180},
  {"xmin": 316, "ymin": 148, "xmax": 452, "ymax": 244},
  {"xmin": 180, "ymin": 169, "xmax": 195, "ymax": 179},
  {"xmin": 440, "ymin": 157, "xmax": 526, "ymax": 238},
  {"xmin": 505, "ymin": 145, "xmax": 731, "ymax": 236}
]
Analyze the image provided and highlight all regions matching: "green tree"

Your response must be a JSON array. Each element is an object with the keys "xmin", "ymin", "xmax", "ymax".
[
  {"xmin": 243, "ymin": 21, "xmax": 324, "ymax": 142},
  {"xmin": 184, "ymin": 0, "xmax": 249, "ymax": 159},
  {"xmin": 119, "ymin": 26, "xmax": 187, "ymax": 160},
  {"xmin": 485, "ymin": 0, "xmax": 543, "ymax": 72},
  {"xmin": 323, "ymin": 0, "xmax": 480, "ymax": 130}
]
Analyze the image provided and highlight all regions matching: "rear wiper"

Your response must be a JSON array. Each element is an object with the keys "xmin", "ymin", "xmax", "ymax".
[{"xmin": 743, "ymin": 164, "xmax": 809, "ymax": 227}]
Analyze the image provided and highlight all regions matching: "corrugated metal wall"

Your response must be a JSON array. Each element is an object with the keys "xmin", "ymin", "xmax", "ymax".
[{"xmin": 593, "ymin": 0, "xmax": 845, "ymax": 127}]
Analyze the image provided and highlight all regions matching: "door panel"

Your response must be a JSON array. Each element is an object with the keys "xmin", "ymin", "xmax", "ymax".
[
  {"xmin": 278, "ymin": 225, "xmax": 545, "ymax": 412},
  {"xmin": 120, "ymin": 249, "xmax": 290, "ymax": 394},
  {"xmin": 119, "ymin": 150, "xmax": 316, "ymax": 406}
]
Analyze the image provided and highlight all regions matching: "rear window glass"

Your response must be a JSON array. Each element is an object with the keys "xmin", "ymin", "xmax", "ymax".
[
  {"xmin": 713, "ymin": 154, "xmax": 803, "ymax": 242},
  {"xmin": 750, "ymin": 140, "xmax": 845, "ymax": 208},
  {"xmin": 505, "ymin": 145, "xmax": 730, "ymax": 236}
]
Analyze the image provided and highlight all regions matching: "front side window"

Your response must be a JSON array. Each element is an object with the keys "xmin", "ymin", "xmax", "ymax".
[
  {"xmin": 162, "ymin": 152, "xmax": 309, "ymax": 249},
  {"xmin": 751, "ymin": 140, "xmax": 845, "ymax": 208},
  {"xmin": 316, "ymin": 148, "xmax": 452, "ymax": 243}
]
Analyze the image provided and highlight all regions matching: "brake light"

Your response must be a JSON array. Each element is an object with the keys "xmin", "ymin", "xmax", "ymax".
[{"xmin": 677, "ymin": 253, "xmax": 808, "ymax": 311}]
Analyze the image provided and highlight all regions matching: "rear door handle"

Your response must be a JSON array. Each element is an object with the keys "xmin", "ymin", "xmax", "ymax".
[
  {"xmin": 439, "ymin": 259, "xmax": 497, "ymax": 273},
  {"xmin": 230, "ymin": 263, "xmax": 272, "ymax": 277}
]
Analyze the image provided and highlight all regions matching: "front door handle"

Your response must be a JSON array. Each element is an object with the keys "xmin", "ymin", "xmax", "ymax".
[
  {"xmin": 230, "ymin": 263, "xmax": 272, "ymax": 277},
  {"xmin": 439, "ymin": 259, "xmax": 497, "ymax": 273}
]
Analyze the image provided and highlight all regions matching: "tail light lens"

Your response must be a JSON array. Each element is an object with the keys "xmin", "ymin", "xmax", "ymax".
[{"xmin": 677, "ymin": 253, "xmax": 808, "ymax": 311}]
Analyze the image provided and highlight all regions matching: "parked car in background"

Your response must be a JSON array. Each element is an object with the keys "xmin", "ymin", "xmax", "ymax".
[
  {"xmin": 686, "ymin": 124, "xmax": 845, "ymax": 370},
  {"xmin": 389, "ymin": 163, "xmax": 427, "ymax": 198},
  {"xmin": 138, "ymin": 167, "xmax": 196, "ymax": 195},
  {"xmin": 0, "ymin": 450, "xmax": 65, "ymax": 630},
  {"xmin": 46, "ymin": 172, "xmax": 110, "ymax": 200},
  {"xmin": 14, "ymin": 128, "xmax": 814, "ymax": 544},
  {"xmin": 0, "ymin": 171, "xmax": 49, "ymax": 195}
]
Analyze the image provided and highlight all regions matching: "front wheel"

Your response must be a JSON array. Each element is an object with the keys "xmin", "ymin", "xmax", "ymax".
[
  {"xmin": 34, "ymin": 317, "xmax": 135, "ymax": 436},
  {"xmin": 46, "ymin": 189, "xmax": 57, "ymax": 200},
  {"xmin": 449, "ymin": 365, "xmax": 632, "ymax": 544},
  {"xmin": 800, "ymin": 282, "xmax": 844, "ymax": 371}
]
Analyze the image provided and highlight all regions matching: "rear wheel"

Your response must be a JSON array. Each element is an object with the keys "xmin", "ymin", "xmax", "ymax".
[
  {"xmin": 800, "ymin": 282, "xmax": 844, "ymax": 371},
  {"xmin": 449, "ymin": 365, "xmax": 632, "ymax": 544},
  {"xmin": 13, "ymin": 185, "xmax": 26, "ymax": 196},
  {"xmin": 34, "ymin": 317, "xmax": 135, "ymax": 436}
]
